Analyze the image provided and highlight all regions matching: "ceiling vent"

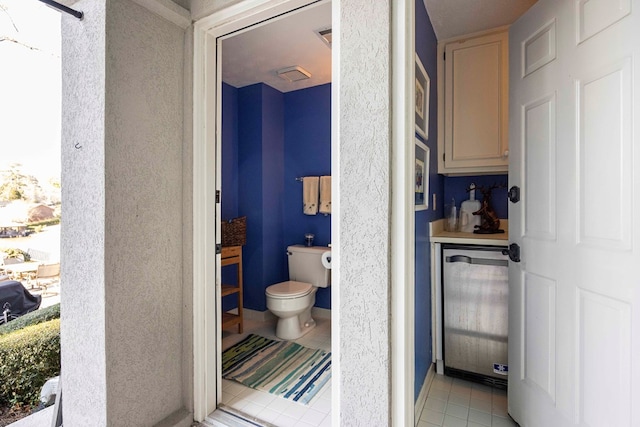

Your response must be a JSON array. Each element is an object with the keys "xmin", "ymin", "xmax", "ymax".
[
  {"xmin": 277, "ymin": 66, "xmax": 312, "ymax": 82},
  {"xmin": 316, "ymin": 28, "xmax": 332, "ymax": 48}
]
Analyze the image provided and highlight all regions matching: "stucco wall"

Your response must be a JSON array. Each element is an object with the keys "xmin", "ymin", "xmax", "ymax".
[
  {"xmin": 190, "ymin": 0, "xmax": 244, "ymax": 21},
  {"xmin": 61, "ymin": 0, "xmax": 108, "ymax": 424},
  {"xmin": 337, "ymin": 1, "xmax": 392, "ymax": 425},
  {"xmin": 61, "ymin": 0, "xmax": 187, "ymax": 424}
]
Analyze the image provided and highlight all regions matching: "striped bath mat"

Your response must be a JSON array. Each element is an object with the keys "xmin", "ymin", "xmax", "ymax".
[{"xmin": 222, "ymin": 334, "xmax": 331, "ymax": 404}]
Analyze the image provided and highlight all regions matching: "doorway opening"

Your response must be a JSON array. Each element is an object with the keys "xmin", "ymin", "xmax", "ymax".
[
  {"xmin": 217, "ymin": 1, "xmax": 332, "ymax": 424},
  {"xmin": 192, "ymin": 1, "xmax": 333, "ymax": 424}
]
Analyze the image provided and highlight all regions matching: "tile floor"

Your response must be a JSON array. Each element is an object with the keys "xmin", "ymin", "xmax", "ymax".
[
  {"xmin": 418, "ymin": 375, "xmax": 518, "ymax": 427},
  {"xmin": 221, "ymin": 316, "xmax": 332, "ymax": 427}
]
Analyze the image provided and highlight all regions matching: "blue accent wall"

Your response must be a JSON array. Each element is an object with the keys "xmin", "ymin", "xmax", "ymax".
[
  {"xmin": 223, "ymin": 83, "xmax": 331, "ymax": 312},
  {"xmin": 443, "ymin": 175, "xmax": 509, "ymax": 221},
  {"xmin": 222, "ymin": 82, "xmax": 239, "ymax": 220},
  {"xmin": 222, "ymin": 83, "xmax": 240, "ymax": 310},
  {"xmin": 236, "ymin": 84, "xmax": 286, "ymax": 311},
  {"xmin": 415, "ymin": 0, "xmax": 443, "ymax": 401},
  {"xmin": 284, "ymin": 84, "xmax": 332, "ymax": 308}
]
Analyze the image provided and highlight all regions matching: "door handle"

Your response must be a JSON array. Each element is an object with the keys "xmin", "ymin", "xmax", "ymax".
[
  {"xmin": 446, "ymin": 255, "xmax": 509, "ymax": 267},
  {"xmin": 502, "ymin": 243, "xmax": 521, "ymax": 263}
]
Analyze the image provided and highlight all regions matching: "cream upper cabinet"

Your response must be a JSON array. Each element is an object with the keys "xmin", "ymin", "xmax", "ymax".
[{"xmin": 437, "ymin": 28, "xmax": 509, "ymax": 175}]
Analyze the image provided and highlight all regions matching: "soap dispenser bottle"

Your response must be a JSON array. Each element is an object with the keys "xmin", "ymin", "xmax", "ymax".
[{"xmin": 460, "ymin": 184, "xmax": 482, "ymax": 233}]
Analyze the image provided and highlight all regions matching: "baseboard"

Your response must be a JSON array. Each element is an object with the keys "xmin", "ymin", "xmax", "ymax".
[
  {"xmin": 414, "ymin": 363, "xmax": 436, "ymax": 425},
  {"xmin": 311, "ymin": 307, "xmax": 331, "ymax": 319},
  {"xmin": 242, "ymin": 308, "xmax": 275, "ymax": 322},
  {"xmin": 153, "ymin": 408, "xmax": 193, "ymax": 427}
]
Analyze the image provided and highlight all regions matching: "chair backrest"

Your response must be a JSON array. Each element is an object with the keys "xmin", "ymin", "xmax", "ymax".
[{"xmin": 37, "ymin": 263, "xmax": 60, "ymax": 279}]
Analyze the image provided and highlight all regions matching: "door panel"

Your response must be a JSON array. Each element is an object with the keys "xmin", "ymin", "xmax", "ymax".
[
  {"xmin": 577, "ymin": 0, "xmax": 631, "ymax": 43},
  {"xmin": 578, "ymin": 289, "xmax": 631, "ymax": 427},
  {"xmin": 509, "ymin": 0, "xmax": 639, "ymax": 425},
  {"xmin": 577, "ymin": 58, "xmax": 632, "ymax": 250},
  {"xmin": 523, "ymin": 94, "xmax": 556, "ymax": 240},
  {"xmin": 523, "ymin": 272, "xmax": 556, "ymax": 401}
]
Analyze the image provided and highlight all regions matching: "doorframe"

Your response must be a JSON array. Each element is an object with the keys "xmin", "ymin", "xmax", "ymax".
[{"xmin": 192, "ymin": 1, "xmax": 416, "ymax": 423}]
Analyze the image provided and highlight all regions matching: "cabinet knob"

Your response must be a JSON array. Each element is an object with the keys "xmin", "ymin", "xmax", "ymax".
[{"xmin": 503, "ymin": 150, "xmax": 509, "ymax": 158}]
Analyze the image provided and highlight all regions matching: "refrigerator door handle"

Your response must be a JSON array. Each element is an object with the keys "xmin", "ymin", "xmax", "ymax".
[{"xmin": 445, "ymin": 255, "xmax": 508, "ymax": 267}]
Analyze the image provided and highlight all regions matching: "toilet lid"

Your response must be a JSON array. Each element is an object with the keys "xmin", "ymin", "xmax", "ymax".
[{"xmin": 266, "ymin": 281, "xmax": 313, "ymax": 298}]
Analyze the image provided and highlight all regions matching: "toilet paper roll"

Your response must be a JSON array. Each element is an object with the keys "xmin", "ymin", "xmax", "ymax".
[{"xmin": 321, "ymin": 251, "xmax": 332, "ymax": 269}]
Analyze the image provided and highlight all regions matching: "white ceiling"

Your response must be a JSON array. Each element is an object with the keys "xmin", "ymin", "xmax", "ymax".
[
  {"xmin": 221, "ymin": 0, "xmax": 537, "ymax": 93},
  {"xmin": 423, "ymin": 0, "xmax": 537, "ymax": 40},
  {"xmin": 221, "ymin": 1, "xmax": 332, "ymax": 93}
]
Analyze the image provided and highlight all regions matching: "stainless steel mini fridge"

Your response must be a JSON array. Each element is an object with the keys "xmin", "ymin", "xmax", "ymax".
[{"xmin": 442, "ymin": 244, "xmax": 509, "ymax": 384}]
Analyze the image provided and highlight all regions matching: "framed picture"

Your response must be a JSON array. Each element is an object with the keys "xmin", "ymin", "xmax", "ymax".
[
  {"xmin": 415, "ymin": 54, "xmax": 430, "ymax": 139},
  {"xmin": 415, "ymin": 137, "xmax": 430, "ymax": 211}
]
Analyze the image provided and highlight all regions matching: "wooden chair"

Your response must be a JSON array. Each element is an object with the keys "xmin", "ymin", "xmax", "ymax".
[{"xmin": 27, "ymin": 263, "xmax": 60, "ymax": 294}]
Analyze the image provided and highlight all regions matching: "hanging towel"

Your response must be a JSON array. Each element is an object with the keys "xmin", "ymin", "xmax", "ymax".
[
  {"xmin": 303, "ymin": 176, "xmax": 319, "ymax": 215},
  {"xmin": 319, "ymin": 176, "xmax": 331, "ymax": 214}
]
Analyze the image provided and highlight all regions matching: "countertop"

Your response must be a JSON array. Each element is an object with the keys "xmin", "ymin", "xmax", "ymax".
[{"xmin": 430, "ymin": 218, "xmax": 509, "ymax": 246}]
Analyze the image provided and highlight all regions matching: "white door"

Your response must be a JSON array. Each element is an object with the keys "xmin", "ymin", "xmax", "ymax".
[{"xmin": 508, "ymin": 0, "xmax": 639, "ymax": 426}]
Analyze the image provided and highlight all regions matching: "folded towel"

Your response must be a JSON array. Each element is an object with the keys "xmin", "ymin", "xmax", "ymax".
[
  {"xmin": 303, "ymin": 176, "xmax": 319, "ymax": 215},
  {"xmin": 319, "ymin": 176, "xmax": 331, "ymax": 214}
]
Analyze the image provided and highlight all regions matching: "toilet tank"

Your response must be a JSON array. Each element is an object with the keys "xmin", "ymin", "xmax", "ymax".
[{"xmin": 287, "ymin": 245, "xmax": 331, "ymax": 288}]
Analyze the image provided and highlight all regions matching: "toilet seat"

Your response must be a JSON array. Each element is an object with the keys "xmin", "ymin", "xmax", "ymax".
[{"xmin": 266, "ymin": 281, "xmax": 313, "ymax": 299}]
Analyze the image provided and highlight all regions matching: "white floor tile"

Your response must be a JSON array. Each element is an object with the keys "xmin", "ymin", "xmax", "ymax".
[
  {"xmin": 318, "ymin": 413, "xmax": 332, "ymax": 427},
  {"xmin": 310, "ymin": 396, "xmax": 332, "ymax": 414},
  {"xmin": 268, "ymin": 397, "xmax": 293, "ymax": 413},
  {"xmin": 445, "ymin": 402, "xmax": 469, "ymax": 420},
  {"xmin": 492, "ymin": 415, "xmax": 518, "ymax": 427},
  {"xmin": 425, "ymin": 397, "xmax": 448, "ymax": 413},
  {"xmin": 469, "ymin": 398, "xmax": 493, "ymax": 414},
  {"xmin": 429, "ymin": 388, "xmax": 451, "ymax": 401},
  {"xmin": 257, "ymin": 407, "xmax": 281, "ymax": 424},
  {"xmin": 282, "ymin": 402, "xmax": 309, "ymax": 420},
  {"xmin": 241, "ymin": 401, "xmax": 266, "ymax": 418},
  {"xmin": 422, "ymin": 408, "xmax": 445, "ymax": 425},
  {"xmin": 299, "ymin": 408, "xmax": 326, "ymax": 425},
  {"xmin": 247, "ymin": 390, "xmax": 277, "ymax": 406},
  {"xmin": 425, "ymin": 376, "xmax": 515, "ymax": 427},
  {"xmin": 471, "ymin": 388, "xmax": 493, "ymax": 402},
  {"xmin": 275, "ymin": 413, "xmax": 301, "ymax": 427},
  {"xmin": 442, "ymin": 414, "xmax": 467, "ymax": 427},
  {"xmin": 468, "ymin": 408, "xmax": 492, "ymax": 426},
  {"xmin": 448, "ymin": 391, "xmax": 471, "ymax": 407}
]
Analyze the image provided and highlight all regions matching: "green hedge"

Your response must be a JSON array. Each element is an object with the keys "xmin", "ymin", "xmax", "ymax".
[
  {"xmin": 0, "ymin": 303, "xmax": 60, "ymax": 337},
  {"xmin": 27, "ymin": 218, "xmax": 60, "ymax": 228},
  {"xmin": 0, "ymin": 319, "xmax": 61, "ymax": 407}
]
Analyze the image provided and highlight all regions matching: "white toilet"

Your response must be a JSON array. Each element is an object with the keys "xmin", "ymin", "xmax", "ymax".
[{"xmin": 265, "ymin": 245, "xmax": 331, "ymax": 340}]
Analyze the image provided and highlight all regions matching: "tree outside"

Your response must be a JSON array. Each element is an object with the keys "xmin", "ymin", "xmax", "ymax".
[{"xmin": 0, "ymin": 1, "xmax": 61, "ymax": 424}]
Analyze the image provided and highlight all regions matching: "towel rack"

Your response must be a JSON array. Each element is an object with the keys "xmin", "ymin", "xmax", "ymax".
[{"xmin": 295, "ymin": 175, "xmax": 330, "ymax": 182}]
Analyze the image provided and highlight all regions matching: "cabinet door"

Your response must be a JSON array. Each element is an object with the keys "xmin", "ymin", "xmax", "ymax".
[{"xmin": 444, "ymin": 31, "xmax": 508, "ymax": 172}]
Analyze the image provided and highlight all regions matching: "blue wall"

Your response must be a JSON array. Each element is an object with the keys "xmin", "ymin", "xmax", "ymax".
[
  {"xmin": 284, "ymin": 84, "xmax": 332, "ymax": 308},
  {"xmin": 222, "ymin": 83, "xmax": 239, "ymax": 220},
  {"xmin": 415, "ymin": 0, "xmax": 442, "ymax": 401},
  {"xmin": 443, "ymin": 175, "xmax": 509, "ymax": 221},
  {"xmin": 222, "ymin": 83, "xmax": 331, "ymax": 312}
]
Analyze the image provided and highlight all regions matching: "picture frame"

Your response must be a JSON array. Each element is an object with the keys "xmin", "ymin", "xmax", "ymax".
[
  {"xmin": 415, "ymin": 137, "xmax": 430, "ymax": 211},
  {"xmin": 415, "ymin": 54, "xmax": 430, "ymax": 139}
]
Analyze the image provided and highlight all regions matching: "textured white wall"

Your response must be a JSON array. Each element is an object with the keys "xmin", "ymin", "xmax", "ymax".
[
  {"xmin": 190, "ymin": 0, "xmax": 244, "ymax": 21},
  {"xmin": 61, "ymin": 0, "xmax": 187, "ymax": 424},
  {"xmin": 61, "ymin": 1, "xmax": 108, "ymax": 424},
  {"xmin": 337, "ymin": 1, "xmax": 392, "ymax": 425}
]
